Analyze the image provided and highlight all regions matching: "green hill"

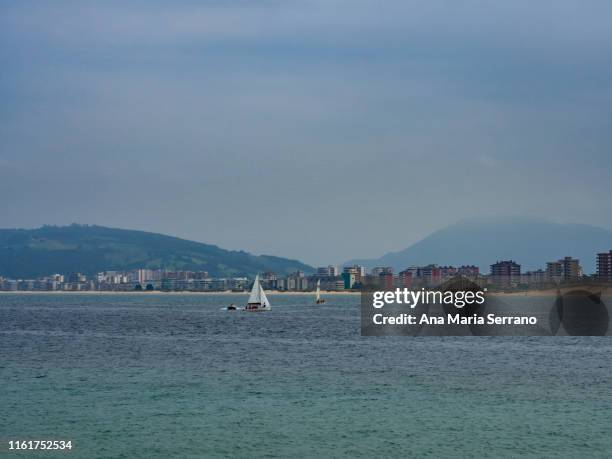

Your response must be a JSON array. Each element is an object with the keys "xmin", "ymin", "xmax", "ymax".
[{"xmin": 0, "ymin": 224, "xmax": 313, "ymax": 279}]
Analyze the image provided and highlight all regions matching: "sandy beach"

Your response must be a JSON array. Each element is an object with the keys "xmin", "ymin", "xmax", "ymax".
[
  {"xmin": 2, "ymin": 287, "xmax": 610, "ymax": 297},
  {"xmin": 0, "ymin": 290, "xmax": 361, "ymax": 296}
]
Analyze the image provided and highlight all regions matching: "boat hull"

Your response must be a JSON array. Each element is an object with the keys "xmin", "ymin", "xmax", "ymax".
[{"xmin": 244, "ymin": 303, "xmax": 271, "ymax": 312}]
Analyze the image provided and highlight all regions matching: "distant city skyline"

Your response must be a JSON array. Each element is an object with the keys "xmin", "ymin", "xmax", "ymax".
[
  {"xmin": 2, "ymin": 1, "xmax": 612, "ymax": 265},
  {"xmin": 3, "ymin": 250, "xmax": 612, "ymax": 292}
]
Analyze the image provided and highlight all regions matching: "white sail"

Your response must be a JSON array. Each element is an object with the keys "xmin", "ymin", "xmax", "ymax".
[
  {"xmin": 259, "ymin": 282, "xmax": 270, "ymax": 308},
  {"xmin": 248, "ymin": 274, "xmax": 262, "ymax": 304},
  {"xmin": 315, "ymin": 279, "xmax": 321, "ymax": 302},
  {"xmin": 246, "ymin": 274, "xmax": 271, "ymax": 310}
]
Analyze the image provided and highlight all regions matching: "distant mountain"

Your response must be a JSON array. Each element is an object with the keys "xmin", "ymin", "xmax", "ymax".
[
  {"xmin": 0, "ymin": 224, "xmax": 313, "ymax": 279},
  {"xmin": 346, "ymin": 217, "xmax": 612, "ymax": 274}
]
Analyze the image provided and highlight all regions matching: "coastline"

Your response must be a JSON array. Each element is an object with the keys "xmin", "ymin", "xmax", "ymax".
[
  {"xmin": 0, "ymin": 290, "xmax": 361, "ymax": 296},
  {"xmin": 1, "ymin": 287, "xmax": 609, "ymax": 297}
]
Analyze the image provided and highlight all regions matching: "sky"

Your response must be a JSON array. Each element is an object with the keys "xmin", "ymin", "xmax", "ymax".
[{"xmin": 1, "ymin": 0, "xmax": 612, "ymax": 265}]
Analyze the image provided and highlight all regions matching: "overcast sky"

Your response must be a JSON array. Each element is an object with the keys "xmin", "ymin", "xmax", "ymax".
[{"xmin": 1, "ymin": 1, "xmax": 611, "ymax": 265}]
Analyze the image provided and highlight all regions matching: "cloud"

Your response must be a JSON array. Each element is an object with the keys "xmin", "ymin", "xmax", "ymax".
[
  {"xmin": 1, "ymin": 1, "xmax": 612, "ymax": 264},
  {"xmin": 3, "ymin": 1, "xmax": 612, "ymax": 52}
]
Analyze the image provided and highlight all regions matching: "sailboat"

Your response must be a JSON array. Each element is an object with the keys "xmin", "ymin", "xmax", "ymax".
[
  {"xmin": 315, "ymin": 279, "xmax": 325, "ymax": 304},
  {"xmin": 245, "ymin": 274, "xmax": 271, "ymax": 311}
]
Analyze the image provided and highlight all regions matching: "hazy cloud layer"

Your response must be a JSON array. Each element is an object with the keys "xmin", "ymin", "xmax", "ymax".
[{"xmin": 1, "ymin": 1, "xmax": 611, "ymax": 264}]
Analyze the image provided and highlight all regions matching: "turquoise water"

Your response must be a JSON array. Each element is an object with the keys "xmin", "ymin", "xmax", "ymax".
[{"xmin": 1, "ymin": 293, "xmax": 611, "ymax": 458}]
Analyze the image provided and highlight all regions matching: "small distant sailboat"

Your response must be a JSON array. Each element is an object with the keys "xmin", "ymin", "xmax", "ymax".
[
  {"xmin": 315, "ymin": 279, "xmax": 325, "ymax": 304},
  {"xmin": 245, "ymin": 274, "xmax": 271, "ymax": 312}
]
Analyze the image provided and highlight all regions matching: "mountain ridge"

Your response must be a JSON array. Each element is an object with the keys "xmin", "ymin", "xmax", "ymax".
[
  {"xmin": 345, "ymin": 217, "xmax": 612, "ymax": 274},
  {"xmin": 0, "ymin": 224, "xmax": 313, "ymax": 278}
]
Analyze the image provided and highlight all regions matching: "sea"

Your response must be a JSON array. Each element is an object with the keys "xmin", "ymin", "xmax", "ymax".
[{"xmin": 1, "ymin": 293, "xmax": 611, "ymax": 458}]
